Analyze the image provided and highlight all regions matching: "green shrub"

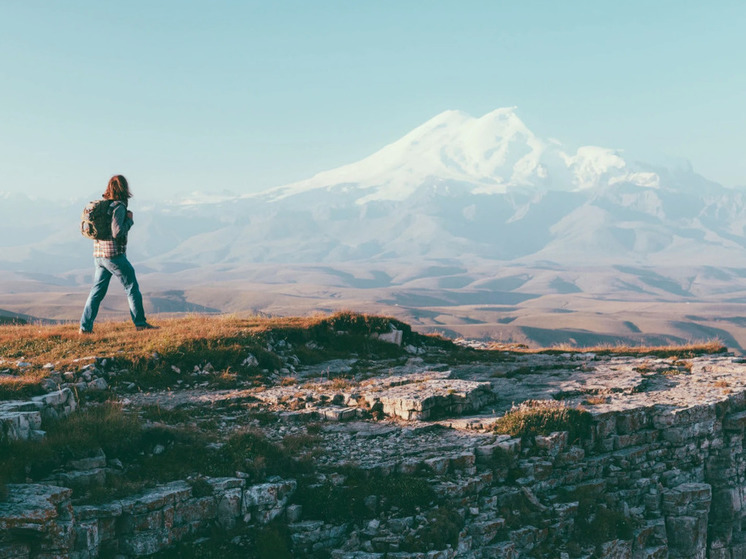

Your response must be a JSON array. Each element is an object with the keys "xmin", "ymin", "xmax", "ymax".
[
  {"xmin": 304, "ymin": 312, "xmax": 413, "ymax": 359},
  {"xmin": 129, "ymin": 427, "xmax": 306, "ymax": 485}
]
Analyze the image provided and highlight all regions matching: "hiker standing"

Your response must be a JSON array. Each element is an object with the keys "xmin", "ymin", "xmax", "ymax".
[{"xmin": 79, "ymin": 175, "xmax": 157, "ymax": 333}]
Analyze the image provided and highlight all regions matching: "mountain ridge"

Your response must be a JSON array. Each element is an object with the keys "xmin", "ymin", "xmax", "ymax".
[{"xmin": 254, "ymin": 107, "xmax": 718, "ymax": 207}]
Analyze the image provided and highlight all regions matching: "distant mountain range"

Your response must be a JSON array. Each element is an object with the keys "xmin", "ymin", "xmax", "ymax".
[{"xmin": 2, "ymin": 107, "xmax": 744, "ymax": 275}]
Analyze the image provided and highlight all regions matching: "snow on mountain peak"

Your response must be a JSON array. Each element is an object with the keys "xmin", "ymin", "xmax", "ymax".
[{"xmin": 265, "ymin": 108, "xmax": 662, "ymax": 204}]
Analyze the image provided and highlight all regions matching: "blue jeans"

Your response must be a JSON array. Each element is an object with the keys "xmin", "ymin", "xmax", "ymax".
[{"xmin": 80, "ymin": 254, "xmax": 147, "ymax": 331}]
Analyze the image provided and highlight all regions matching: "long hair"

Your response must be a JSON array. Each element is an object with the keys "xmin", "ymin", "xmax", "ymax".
[{"xmin": 103, "ymin": 175, "xmax": 132, "ymax": 202}]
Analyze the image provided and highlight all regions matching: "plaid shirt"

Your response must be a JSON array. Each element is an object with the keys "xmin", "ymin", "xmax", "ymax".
[
  {"xmin": 93, "ymin": 201, "xmax": 132, "ymax": 258},
  {"xmin": 93, "ymin": 238, "xmax": 128, "ymax": 258}
]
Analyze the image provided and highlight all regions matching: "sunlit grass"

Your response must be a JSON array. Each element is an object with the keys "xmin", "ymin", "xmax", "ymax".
[
  {"xmin": 0, "ymin": 312, "xmax": 405, "ymax": 367},
  {"xmin": 488, "ymin": 339, "xmax": 726, "ymax": 358},
  {"xmin": 0, "ymin": 312, "xmax": 412, "ymax": 398},
  {"xmin": 493, "ymin": 400, "xmax": 593, "ymax": 442},
  {"xmin": 0, "ymin": 371, "xmax": 48, "ymax": 400}
]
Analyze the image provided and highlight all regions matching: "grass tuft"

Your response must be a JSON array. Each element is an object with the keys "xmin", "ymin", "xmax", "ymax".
[
  {"xmin": 487, "ymin": 338, "xmax": 726, "ymax": 358},
  {"xmin": 536, "ymin": 339, "xmax": 726, "ymax": 358},
  {"xmin": 493, "ymin": 400, "xmax": 593, "ymax": 442},
  {"xmin": 0, "ymin": 401, "xmax": 310, "ymax": 504}
]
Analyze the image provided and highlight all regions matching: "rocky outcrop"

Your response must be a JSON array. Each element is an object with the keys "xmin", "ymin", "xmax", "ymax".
[
  {"xmin": 0, "ymin": 484, "xmax": 74, "ymax": 558},
  {"xmin": 360, "ymin": 372, "xmax": 494, "ymax": 421},
  {"xmin": 0, "ymin": 478, "xmax": 296, "ymax": 558},
  {"xmin": 5, "ymin": 350, "xmax": 746, "ymax": 557},
  {"xmin": 0, "ymin": 388, "xmax": 77, "ymax": 443},
  {"xmin": 297, "ymin": 354, "xmax": 746, "ymax": 557}
]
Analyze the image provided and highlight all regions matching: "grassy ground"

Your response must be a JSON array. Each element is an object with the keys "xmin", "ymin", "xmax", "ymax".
[
  {"xmin": 0, "ymin": 312, "xmax": 727, "ymax": 400},
  {"xmin": 0, "ymin": 312, "xmax": 419, "ymax": 399}
]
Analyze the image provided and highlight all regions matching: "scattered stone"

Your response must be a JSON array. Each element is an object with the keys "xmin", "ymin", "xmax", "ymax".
[
  {"xmin": 374, "ymin": 329, "xmax": 403, "ymax": 346},
  {"xmin": 88, "ymin": 377, "xmax": 108, "ymax": 391},
  {"xmin": 40, "ymin": 378, "xmax": 58, "ymax": 391}
]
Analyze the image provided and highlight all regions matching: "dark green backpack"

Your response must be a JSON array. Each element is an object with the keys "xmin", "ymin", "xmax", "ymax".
[{"xmin": 80, "ymin": 199, "xmax": 113, "ymax": 240}]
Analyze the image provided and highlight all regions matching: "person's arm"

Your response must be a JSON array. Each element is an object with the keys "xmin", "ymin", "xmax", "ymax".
[{"xmin": 111, "ymin": 203, "xmax": 133, "ymax": 240}]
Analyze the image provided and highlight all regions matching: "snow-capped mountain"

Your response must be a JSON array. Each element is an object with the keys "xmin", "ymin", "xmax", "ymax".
[{"xmin": 258, "ymin": 107, "xmax": 702, "ymax": 205}]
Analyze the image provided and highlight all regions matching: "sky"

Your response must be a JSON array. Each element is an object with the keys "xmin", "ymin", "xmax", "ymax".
[{"xmin": 1, "ymin": 0, "xmax": 745, "ymax": 200}]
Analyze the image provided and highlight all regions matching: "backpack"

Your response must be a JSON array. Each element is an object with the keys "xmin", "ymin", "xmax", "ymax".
[{"xmin": 80, "ymin": 199, "xmax": 113, "ymax": 240}]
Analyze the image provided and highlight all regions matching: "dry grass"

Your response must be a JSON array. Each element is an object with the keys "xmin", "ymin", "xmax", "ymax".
[
  {"xmin": 4, "ymin": 312, "xmax": 719, "ymax": 371},
  {"xmin": 0, "ymin": 370, "xmax": 48, "ymax": 399},
  {"xmin": 491, "ymin": 339, "xmax": 727, "ymax": 358},
  {"xmin": 328, "ymin": 377, "xmax": 356, "ymax": 391},
  {"xmin": 672, "ymin": 360, "xmax": 694, "ymax": 371},
  {"xmin": 0, "ymin": 312, "xmax": 412, "ymax": 399},
  {"xmin": 493, "ymin": 400, "xmax": 593, "ymax": 442},
  {"xmin": 0, "ymin": 314, "xmax": 297, "ymax": 366}
]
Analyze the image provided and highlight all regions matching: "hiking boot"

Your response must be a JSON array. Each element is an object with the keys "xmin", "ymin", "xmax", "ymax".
[
  {"xmin": 79, "ymin": 328, "xmax": 93, "ymax": 335},
  {"xmin": 136, "ymin": 323, "xmax": 160, "ymax": 331}
]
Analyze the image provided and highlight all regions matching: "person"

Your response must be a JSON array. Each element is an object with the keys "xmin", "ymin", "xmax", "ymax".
[{"xmin": 79, "ymin": 175, "xmax": 158, "ymax": 333}]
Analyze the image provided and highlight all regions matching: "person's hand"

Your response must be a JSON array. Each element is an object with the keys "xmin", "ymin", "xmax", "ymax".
[{"xmin": 126, "ymin": 211, "xmax": 133, "ymax": 219}]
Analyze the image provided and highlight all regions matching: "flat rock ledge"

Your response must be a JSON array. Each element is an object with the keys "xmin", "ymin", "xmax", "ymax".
[{"xmin": 255, "ymin": 370, "xmax": 495, "ymax": 420}]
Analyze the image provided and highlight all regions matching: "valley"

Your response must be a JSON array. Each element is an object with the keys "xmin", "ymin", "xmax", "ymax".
[{"xmin": 3, "ymin": 261, "xmax": 746, "ymax": 351}]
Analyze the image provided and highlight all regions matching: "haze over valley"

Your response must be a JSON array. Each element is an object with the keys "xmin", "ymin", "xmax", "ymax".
[{"xmin": 4, "ymin": 108, "xmax": 746, "ymax": 350}]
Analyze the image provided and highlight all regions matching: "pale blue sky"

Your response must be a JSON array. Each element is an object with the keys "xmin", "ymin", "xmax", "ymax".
[{"xmin": 1, "ymin": 1, "xmax": 744, "ymax": 199}]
